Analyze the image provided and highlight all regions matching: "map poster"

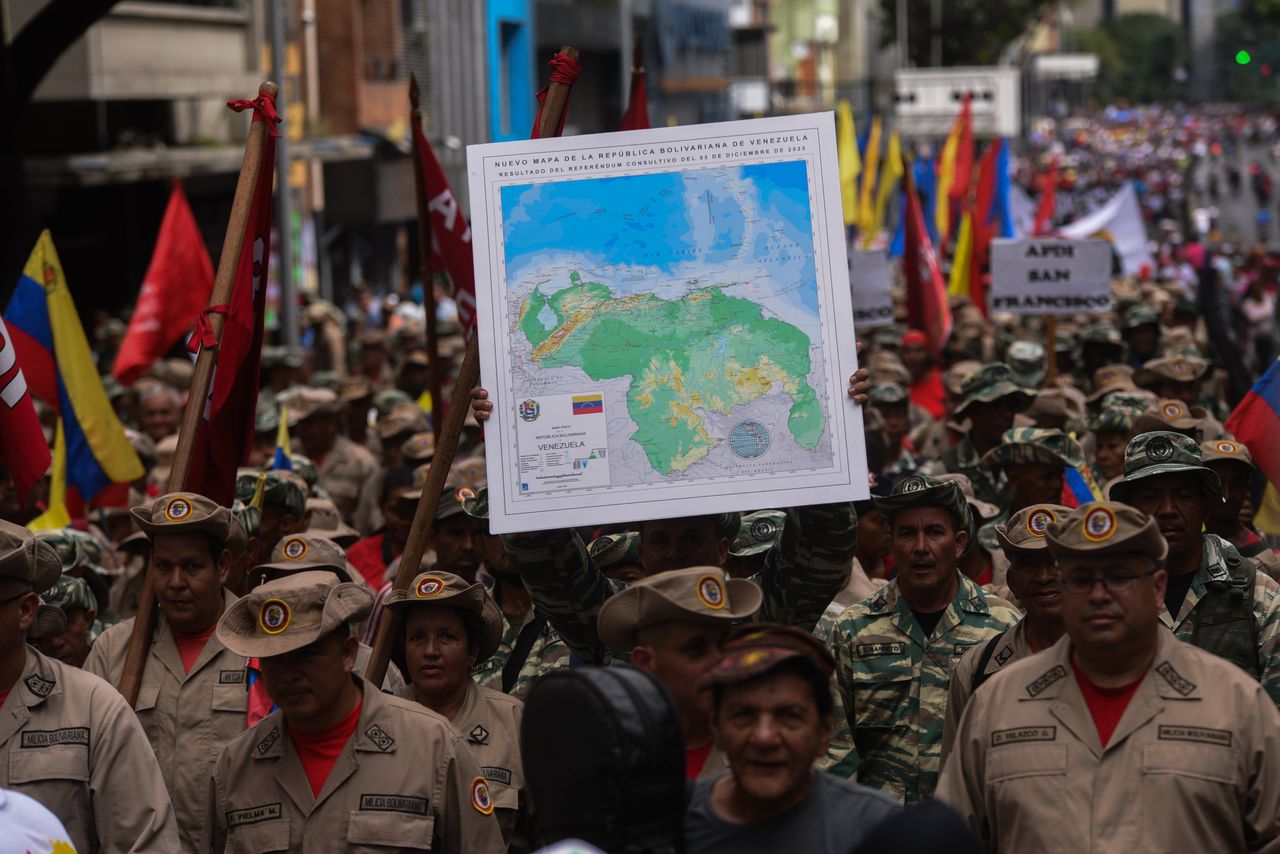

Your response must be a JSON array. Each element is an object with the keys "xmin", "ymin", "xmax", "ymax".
[
  {"xmin": 849, "ymin": 248, "xmax": 895, "ymax": 328},
  {"xmin": 990, "ymin": 238, "xmax": 1113, "ymax": 316},
  {"xmin": 467, "ymin": 113, "xmax": 870, "ymax": 534}
]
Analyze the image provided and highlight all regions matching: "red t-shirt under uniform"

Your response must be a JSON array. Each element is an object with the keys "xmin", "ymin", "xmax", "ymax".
[
  {"xmin": 685, "ymin": 740, "xmax": 713, "ymax": 780},
  {"xmin": 172, "ymin": 624, "xmax": 216, "ymax": 673},
  {"xmin": 1071, "ymin": 656, "xmax": 1144, "ymax": 748},
  {"xmin": 288, "ymin": 699, "xmax": 364, "ymax": 797}
]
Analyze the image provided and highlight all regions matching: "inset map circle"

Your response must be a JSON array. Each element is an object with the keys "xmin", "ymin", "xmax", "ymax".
[{"xmin": 729, "ymin": 421, "xmax": 771, "ymax": 459}]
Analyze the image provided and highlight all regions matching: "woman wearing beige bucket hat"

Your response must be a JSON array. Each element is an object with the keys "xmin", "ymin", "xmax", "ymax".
[{"xmin": 384, "ymin": 571, "xmax": 530, "ymax": 850}]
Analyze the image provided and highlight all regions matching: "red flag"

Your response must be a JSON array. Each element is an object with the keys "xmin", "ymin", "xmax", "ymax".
[
  {"xmin": 413, "ymin": 121, "xmax": 477, "ymax": 331},
  {"xmin": 619, "ymin": 67, "xmax": 650, "ymax": 131},
  {"xmin": 185, "ymin": 92, "xmax": 279, "ymax": 504},
  {"xmin": 947, "ymin": 93, "xmax": 974, "ymax": 206},
  {"xmin": 113, "ymin": 181, "xmax": 215, "ymax": 385},
  {"xmin": 1034, "ymin": 156, "xmax": 1058, "ymax": 236},
  {"xmin": 0, "ymin": 314, "xmax": 51, "ymax": 500},
  {"xmin": 903, "ymin": 165, "xmax": 952, "ymax": 356},
  {"xmin": 531, "ymin": 52, "xmax": 581, "ymax": 139},
  {"xmin": 967, "ymin": 140, "xmax": 1003, "ymax": 317}
]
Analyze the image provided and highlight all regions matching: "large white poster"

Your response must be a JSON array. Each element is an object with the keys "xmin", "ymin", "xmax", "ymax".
[{"xmin": 467, "ymin": 113, "xmax": 869, "ymax": 534}]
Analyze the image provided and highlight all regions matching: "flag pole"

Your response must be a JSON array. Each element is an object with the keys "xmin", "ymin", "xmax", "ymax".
[
  {"xmin": 364, "ymin": 47, "xmax": 580, "ymax": 687},
  {"xmin": 1045, "ymin": 315, "xmax": 1059, "ymax": 385},
  {"xmin": 408, "ymin": 73, "xmax": 445, "ymax": 439},
  {"xmin": 117, "ymin": 81, "xmax": 279, "ymax": 708}
]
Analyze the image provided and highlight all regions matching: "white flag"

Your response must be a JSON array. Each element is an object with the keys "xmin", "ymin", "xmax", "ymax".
[{"xmin": 1058, "ymin": 182, "xmax": 1153, "ymax": 277}]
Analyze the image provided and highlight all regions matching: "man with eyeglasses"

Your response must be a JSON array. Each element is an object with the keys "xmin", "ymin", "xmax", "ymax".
[
  {"xmin": 937, "ymin": 501, "xmax": 1280, "ymax": 852},
  {"xmin": 1111, "ymin": 431, "xmax": 1280, "ymax": 705}
]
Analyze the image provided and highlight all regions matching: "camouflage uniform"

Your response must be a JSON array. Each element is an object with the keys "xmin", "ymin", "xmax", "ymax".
[
  {"xmin": 939, "ymin": 365, "xmax": 1036, "ymax": 509},
  {"xmin": 470, "ymin": 606, "xmax": 573, "ymax": 700},
  {"xmin": 504, "ymin": 503, "xmax": 856, "ymax": 665},
  {"xmin": 42, "ymin": 574, "xmax": 106, "ymax": 645}
]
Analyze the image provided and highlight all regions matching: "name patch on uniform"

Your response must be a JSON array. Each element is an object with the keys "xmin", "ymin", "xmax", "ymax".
[
  {"xmin": 856, "ymin": 642, "xmax": 905, "ymax": 658},
  {"xmin": 359, "ymin": 795, "xmax": 427, "ymax": 815},
  {"xmin": 482, "ymin": 766, "xmax": 512, "ymax": 785},
  {"xmin": 1155, "ymin": 662, "xmax": 1196, "ymax": 696},
  {"xmin": 256, "ymin": 727, "xmax": 280, "ymax": 755},
  {"xmin": 1158, "ymin": 725, "xmax": 1232, "ymax": 747},
  {"xmin": 226, "ymin": 803, "xmax": 282, "ymax": 827},
  {"xmin": 365, "ymin": 724, "xmax": 395, "ymax": 752},
  {"xmin": 1025, "ymin": 665, "xmax": 1067, "ymax": 698},
  {"xmin": 21, "ymin": 728, "xmax": 89, "ymax": 748},
  {"xmin": 991, "ymin": 726, "xmax": 1057, "ymax": 747},
  {"xmin": 954, "ymin": 644, "xmax": 975, "ymax": 657},
  {"xmin": 24, "ymin": 674, "xmax": 54, "ymax": 697},
  {"xmin": 994, "ymin": 646, "xmax": 1014, "ymax": 666},
  {"xmin": 218, "ymin": 670, "xmax": 245, "ymax": 685}
]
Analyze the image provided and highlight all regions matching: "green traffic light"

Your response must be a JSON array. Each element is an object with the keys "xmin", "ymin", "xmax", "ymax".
[{"xmin": 1237, "ymin": 50, "xmax": 1253, "ymax": 65}]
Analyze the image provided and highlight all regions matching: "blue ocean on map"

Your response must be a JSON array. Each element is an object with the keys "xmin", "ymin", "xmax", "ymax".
[{"xmin": 499, "ymin": 161, "xmax": 820, "ymax": 327}]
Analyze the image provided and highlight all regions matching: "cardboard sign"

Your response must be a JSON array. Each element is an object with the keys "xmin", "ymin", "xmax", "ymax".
[
  {"xmin": 990, "ymin": 238, "xmax": 1112, "ymax": 315},
  {"xmin": 849, "ymin": 248, "xmax": 894, "ymax": 328}
]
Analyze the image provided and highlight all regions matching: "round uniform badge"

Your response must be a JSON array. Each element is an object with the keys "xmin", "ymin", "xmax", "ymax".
[
  {"xmin": 1026, "ymin": 509, "xmax": 1056, "ymax": 538},
  {"xmin": 1146, "ymin": 436, "xmax": 1175, "ymax": 463},
  {"xmin": 750, "ymin": 518, "xmax": 777, "ymax": 542},
  {"xmin": 471, "ymin": 777, "xmax": 494, "ymax": 815},
  {"xmin": 901, "ymin": 476, "xmax": 927, "ymax": 494},
  {"xmin": 1172, "ymin": 360, "xmax": 1191, "ymax": 376},
  {"xmin": 163, "ymin": 497, "xmax": 193, "ymax": 523},
  {"xmin": 1081, "ymin": 506, "xmax": 1117, "ymax": 543},
  {"xmin": 696, "ymin": 575, "xmax": 726, "ymax": 610},
  {"xmin": 415, "ymin": 575, "xmax": 445, "ymax": 598},
  {"xmin": 1216, "ymin": 441, "xmax": 1237, "ymax": 454},
  {"xmin": 282, "ymin": 537, "xmax": 308, "ymax": 561},
  {"xmin": 259, "ymin": 599, "xmax": 291, "ymax": 635},
  {"xmin": 1161, "ymin": 402, "xmax": 1184, "ymax": 420},
  {"xmin": 1099, "ymin": 369, "xmax": 1117, "ymax": 385}
]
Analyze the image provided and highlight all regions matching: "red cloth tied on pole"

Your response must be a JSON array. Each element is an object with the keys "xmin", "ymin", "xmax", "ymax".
[
  {"xmin": 413, "ymin": 120, "xmax": 477, "ymax": 331},
  {"xmin": 903, "ymin": 163, "xmax": 952, "ymax": 357},
  {"xmin": 184, "ymin": 91, "xmax": 277, "ymax": 505},
  {"xmin": 185, "ymin": 305, "xmax": 229, "ymax": 354},
  {"xmin": 0, "ymin": 313, "xmax": 51, "ymax": 500},
  {"xmin": 112, "ymin": 180, "xmax": 215, "ymax": 385},
  {"xmin": 531, "ymin": 52, "xmax": 581, "ymax": 139}
]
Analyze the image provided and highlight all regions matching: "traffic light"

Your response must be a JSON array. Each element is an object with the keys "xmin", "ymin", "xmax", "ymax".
[{"xmin": 1237, "ymin": 49, "xmax": 1253, "ymax": 65}]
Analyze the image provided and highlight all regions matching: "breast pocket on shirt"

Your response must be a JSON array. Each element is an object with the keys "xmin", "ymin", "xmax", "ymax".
[
  {"xmin": 347, "ymin": 811, "xmax": 435, "ymax": 851},
  {"xmin": 850, "ymin": 660, "xmax": 914, "ymax": 731},
  {"xmin": 227, "ymin": 818, "xmax": 291, "ymax": 854},
  {"xmin": 1141, "ymin": 741, "xmax": 1242, "ymax": 851},
  {"xmin": 9, "ymin": 742, "xmax": 89, "ymax": 784}
]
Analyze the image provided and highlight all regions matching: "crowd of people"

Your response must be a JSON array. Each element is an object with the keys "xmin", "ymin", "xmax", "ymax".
[{"xmin": 1, "ymin": 103, "xmax": 1280, "ymax": 853}]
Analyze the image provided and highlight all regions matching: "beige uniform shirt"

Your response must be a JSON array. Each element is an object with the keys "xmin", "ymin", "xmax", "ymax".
[
  {"xmin": 2, "ymin": 646, "xmax": 181, "ymax": 853},
  {"xmin": 318, "ymin": 435, "xmax": 379, "ymax": 522},
  {"xmin": 85, "ymin": 589, "xmax": 248, "ymax": 852},
  {"xmin": 940, "ymin": 619, "xmax": 1035, "ymax": 764},
  {"xmin": 937, "ymin": 630, "xmax": 1280, "ymax": 853},
  {"xmin": 206, "ymin": 677, "xmax": 505, "ymax": 854}
]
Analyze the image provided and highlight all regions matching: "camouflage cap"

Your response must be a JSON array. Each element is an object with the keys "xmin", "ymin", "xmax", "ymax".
[
  {"xmin": 1111, "ymin": 431, "xmax": 1223, "ymax": 504},
  {"xmin": 460, "ymin": 487, "xmax": 489, "ymax": 522},
  {"xmin": 288, "ymin": 455, "xmax": 319, "ymax": 491},
  {"xmin": 234, "ymin": 471, "xmax": 307, "ymax": 517},
  {"xmin": 982, "ymin": 428, "xmax": 1085, "ymax": 471},
  {"xmin": 597, "ymin": 565, "xmax": 762, "ymax": 653},
  {"xmin": 1132, "ymin": 399, "xmax": 1209, "ymax": 436},
  {"xmin": 1087, "ymin": 406, "xmax": 1137, "ymax": 436},
  {"xmin": 868, "ymin": 382, "xmax": 909, "ymax": 407},
  {"xmin": 1200, "ymin": 439, "xmax": 1255, "ymax": 471},
  {"xmin": 702, "ymin": 624, "xmax": 835, "ymax": 688},
  {"xmin": 401, "ymin": 432, "xmax": 436, "ymax": 464},
  {"xmin": 131, "ymin": 493, "xmax": 234, "ymax": 542},
  {"xmin": 231, "ymin": 498, "xmax": 261, "ymax": 539},
  {"xmin": 373, "ymin": 389, "xmax": 413, "ymax": 416},
  {"xmin": 216, "ymin": 570, "xmax": 373, "ymax": 658},
  {"xmin": 34, "ymin": 530, "xmax": 87, "ymax": 574},
  {"xmin": 1046, "ymin": 501, "xmax": 1167, "ymax": 562},
  {"xmin": 953, "ymin": 363, "xmax": 1036, "ymax": 416},
  {"xmin": 304, "ymin": 497, "xmax": 361, "ymax": 547},
  {"xmin": 397, "ymin": 467, "xmax": 474, "ymax": 525},
  {"xmin": 42, "ymin": 573, "xmax": 98, "ymax": 614},
  {"xmin": 994, "ymin": 503, "xmax": 1070, "ymax": 555},
  {"xmin": 0, "ymin": 520, "xmax": 62, "ymax": 594},
  {"xmin": 588, "ymin": 531, "xmax": 641, "ymax": 570},
  {"xmin": 872, "ymin": 475, "xmax": 974, "ymax": 542},
  {"xmin": 1007, "ymin": 341, "xmax": 1047, "ymax": 388},
  {"xmin": 943, "ymin": 360, "xmax": 983, "ymax": 396},
  {"xmin": 383, "ymin": 571, "xmax": 503, "ymax": 664},
  {"xmin": 247, "ymin": 533, "xmax": 361, "ymax": 589},
  {"xmin": 730, "ymin": 511, "xmax": 786, "ymax": 557},
  {"xmin": 1080, "ymin": 322, "xmax": 1125, "ymax": 349},
  {"xmin": 1137, "ymin": 354, "xmax": 1208, "ymax": 386},
  {"xmin": 255, "ymin": 399, "xmax": 280, "ymax": 435},
  {"xmin": 933, "ymin": 473, "xmax": 1001, "ymax": 521},
  {"xmin": 1122, "ymin": 304, "xmax": 1160, "ymax": 331},
  {"xmin": 1087, "ymin": 364, "xmax": 1139, "ymax": 403}
]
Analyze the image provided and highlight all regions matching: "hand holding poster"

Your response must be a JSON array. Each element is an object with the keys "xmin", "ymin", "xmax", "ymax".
[
  {"xmin": 990, "ymin": 238, "xmax": 1112, "ymax": 315},
  {"xmin": 467, "ymin": 113, "xmax": 869, "ymax": 533},
  {"xmin": 849, "ymin": 247, "xmax": 894, "ymax": 328}
]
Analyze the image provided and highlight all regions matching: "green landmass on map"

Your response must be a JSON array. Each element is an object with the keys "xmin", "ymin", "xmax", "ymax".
[{"xmin": 517, "ymin": 273, "xmax": 824, "ymax": 474}]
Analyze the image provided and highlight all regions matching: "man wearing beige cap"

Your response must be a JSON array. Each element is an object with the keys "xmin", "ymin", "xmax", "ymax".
[
  {"xmin": 206, "ymin": 570, "xmax": 503, "ymax": 853},
  {"xmin": 937, "ymin": 501, "xmax": 1280, "ymax": 852},
  {"xmin": 0, "ymin": 520, "xmax": 180, "ymax": 853},
  {"xmin": 1201, "ymin": 439, "xmax": 1278, "ymax": 572},
  {"xmin": 941, "ymin": 503, "xmax": 1070, "ymax": 762},
  {"xmin": 598, "ymin": 565, "xmax": 761, "ymax": 780},
  {"xmin": 86, "ymin": 492, "xmax": 247, "ymax": 852},
  {"xmin": 280, "ymin": 386, "xmax": 377, "ymax": 522}
]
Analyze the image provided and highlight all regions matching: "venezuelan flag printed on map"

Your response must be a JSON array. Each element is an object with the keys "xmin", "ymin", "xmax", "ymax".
[
  {"xmin": 572, "ymin": 393, "xmax": 604, "ymax": 415},
  {"xmin": 3, "ymin": 231, "xmax": 143, "ymax": 501}
]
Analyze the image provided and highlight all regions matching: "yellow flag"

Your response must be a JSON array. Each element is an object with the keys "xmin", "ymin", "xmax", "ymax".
[
  {"xmin": 836, "ymin": 101, "xmax": 861, "ymax": 227},
  {"xmin": 858, "ymin": 117, "xmax": 883, "ymax": 236},
  {"xmin": 935, "ymin": 125, "xmax": 960, "ymax": 242},
  {"xmin": 1257, "ymin": 483, "xmax": 1280, "ymax": 536},
  {"xmin": 865, "ymin": 131, "xmax": 904, "ymax": 248},
  {"xmin": 28, "ymin": 419, "xmax": 71, "ymax": 532},
  {"xmin": 947, "ymin": 211, "xmax": 973, "ymax": 299}
]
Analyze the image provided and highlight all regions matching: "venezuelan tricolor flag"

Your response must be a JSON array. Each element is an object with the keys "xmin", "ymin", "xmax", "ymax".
[
  {"xmin": 271, "ymin": 405, "xmax": 293, "ymax": 471},
  {"xmin": 572, "ymin": 393, "xmax": 604, "ymax": 415},
  {"xmin": 4, "ymin": 232, "xmax": 143, "ymax": 502},
  {"xmin": 1227, "ymin": 356, "xmax": 1280, "ymax": 535}
]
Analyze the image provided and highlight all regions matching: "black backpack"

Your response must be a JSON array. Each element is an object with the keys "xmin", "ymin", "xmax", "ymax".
[{"xmin": 522, "ymin": 667, "xmax": 686, "ymax": 854}]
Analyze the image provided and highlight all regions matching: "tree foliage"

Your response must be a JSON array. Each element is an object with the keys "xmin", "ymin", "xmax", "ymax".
[
  {"xmin": 877, "ymin": 0, "xmax": 1058, "ymax": 67},
  {"xmin": 1071, "ymin": 13, "xmax": 1188, "ymax": 104}
]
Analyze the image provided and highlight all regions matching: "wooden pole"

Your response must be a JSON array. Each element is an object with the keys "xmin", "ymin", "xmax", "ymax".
[
  {"xmin": 408, "ymin": 73, "xmax": 444, "ymax": 440},
  {"xmin": 116, "ymin": 81, "xmax": 278, "ymax": 708},
  {"xmin": 1044, "ymin": 315, "xmax": 1059, "ymax": 385},
  {"xmin": 364, "ymin": 47, "xmax": 580, "ymax": 687}
]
